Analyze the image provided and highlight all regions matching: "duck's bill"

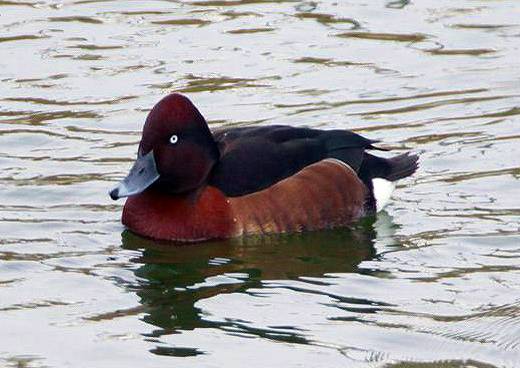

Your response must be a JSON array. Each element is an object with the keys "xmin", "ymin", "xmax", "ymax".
[{"xmin": 109, "ymin": 151, "xmax": 160, "ymax": 200}]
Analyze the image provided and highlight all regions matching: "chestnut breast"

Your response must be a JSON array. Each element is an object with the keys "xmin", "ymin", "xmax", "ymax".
[{"xmin": 122, "ymin": 159, "xmax": 368, "ymax": 241}]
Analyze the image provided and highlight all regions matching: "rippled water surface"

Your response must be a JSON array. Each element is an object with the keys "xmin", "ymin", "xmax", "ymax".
[{"xmin": 1, "ymin": 0, "xmax": 520, "ymax": 367}]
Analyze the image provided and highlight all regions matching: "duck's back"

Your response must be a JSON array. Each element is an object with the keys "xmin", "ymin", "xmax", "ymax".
[{"xmin": 209, "ymin": 125, "xmax": 381, "ymax": 197}]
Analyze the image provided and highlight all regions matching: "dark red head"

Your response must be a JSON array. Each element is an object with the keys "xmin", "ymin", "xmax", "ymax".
[{"xmin": 110, "ymin": 93, "xmax": 219, "ymax": 200}]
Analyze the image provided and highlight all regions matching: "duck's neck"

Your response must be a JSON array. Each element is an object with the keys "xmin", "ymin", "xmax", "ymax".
[{"xmin": 122, "ymin": 186, "xmax": 235, "ymax": 241}]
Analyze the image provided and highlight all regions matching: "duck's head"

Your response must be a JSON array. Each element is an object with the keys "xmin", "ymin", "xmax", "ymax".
[{"xmin": 109, "ymin": 93, "xmax": 219, "ymax": 200}]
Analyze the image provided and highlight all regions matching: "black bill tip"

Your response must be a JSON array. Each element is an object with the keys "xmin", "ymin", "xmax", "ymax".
[{"xmin": 109, "ymin": 187, "xmax": 120, "ymax": 200}]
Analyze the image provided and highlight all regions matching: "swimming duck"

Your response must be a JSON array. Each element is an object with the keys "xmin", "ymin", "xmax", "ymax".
[{"xmin": 110, "ymin": 93, "xmax": 418, "ymax": 242}]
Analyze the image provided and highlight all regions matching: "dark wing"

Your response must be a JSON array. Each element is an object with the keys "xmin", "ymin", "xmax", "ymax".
[{"xmin": 209, "ymin": 125, "xmax": 380, "ymax": 197}]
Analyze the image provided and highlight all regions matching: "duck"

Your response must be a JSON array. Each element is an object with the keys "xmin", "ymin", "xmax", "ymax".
[{"xmin": 109, "ymin": 93, "xmax": 418, "ymax": 242}]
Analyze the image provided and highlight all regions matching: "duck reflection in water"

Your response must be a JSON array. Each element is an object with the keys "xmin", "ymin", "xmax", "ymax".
[{"xmin": 120, "ymin": 216, "xmax": 398, "ymax": 357}]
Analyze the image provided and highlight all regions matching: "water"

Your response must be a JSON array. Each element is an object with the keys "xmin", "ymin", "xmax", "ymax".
[{"xmin": 1, "ymin": 0, "xmax": 519, "ymax": 367}]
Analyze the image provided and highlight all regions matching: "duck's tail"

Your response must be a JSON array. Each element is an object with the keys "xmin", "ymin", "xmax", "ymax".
[{"xmin": 359, "ymin": 152, "xmax": 419, "ymax": 212}]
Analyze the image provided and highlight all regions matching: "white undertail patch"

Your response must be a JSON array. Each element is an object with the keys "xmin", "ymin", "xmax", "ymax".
[{"xmin": 372, "ymin": 178, "xmax": 395, "ymax": 212}]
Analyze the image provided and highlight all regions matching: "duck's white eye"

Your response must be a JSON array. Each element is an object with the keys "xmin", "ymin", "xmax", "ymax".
[{"xmin": 169, "ymin": 135, "xmax": 178, "ymax": 144}]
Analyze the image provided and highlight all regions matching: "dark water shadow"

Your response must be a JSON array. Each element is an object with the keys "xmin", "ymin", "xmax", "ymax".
[{"xmin": 120, "ymin": 220, "xmax": 378, "ymax": 355}]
